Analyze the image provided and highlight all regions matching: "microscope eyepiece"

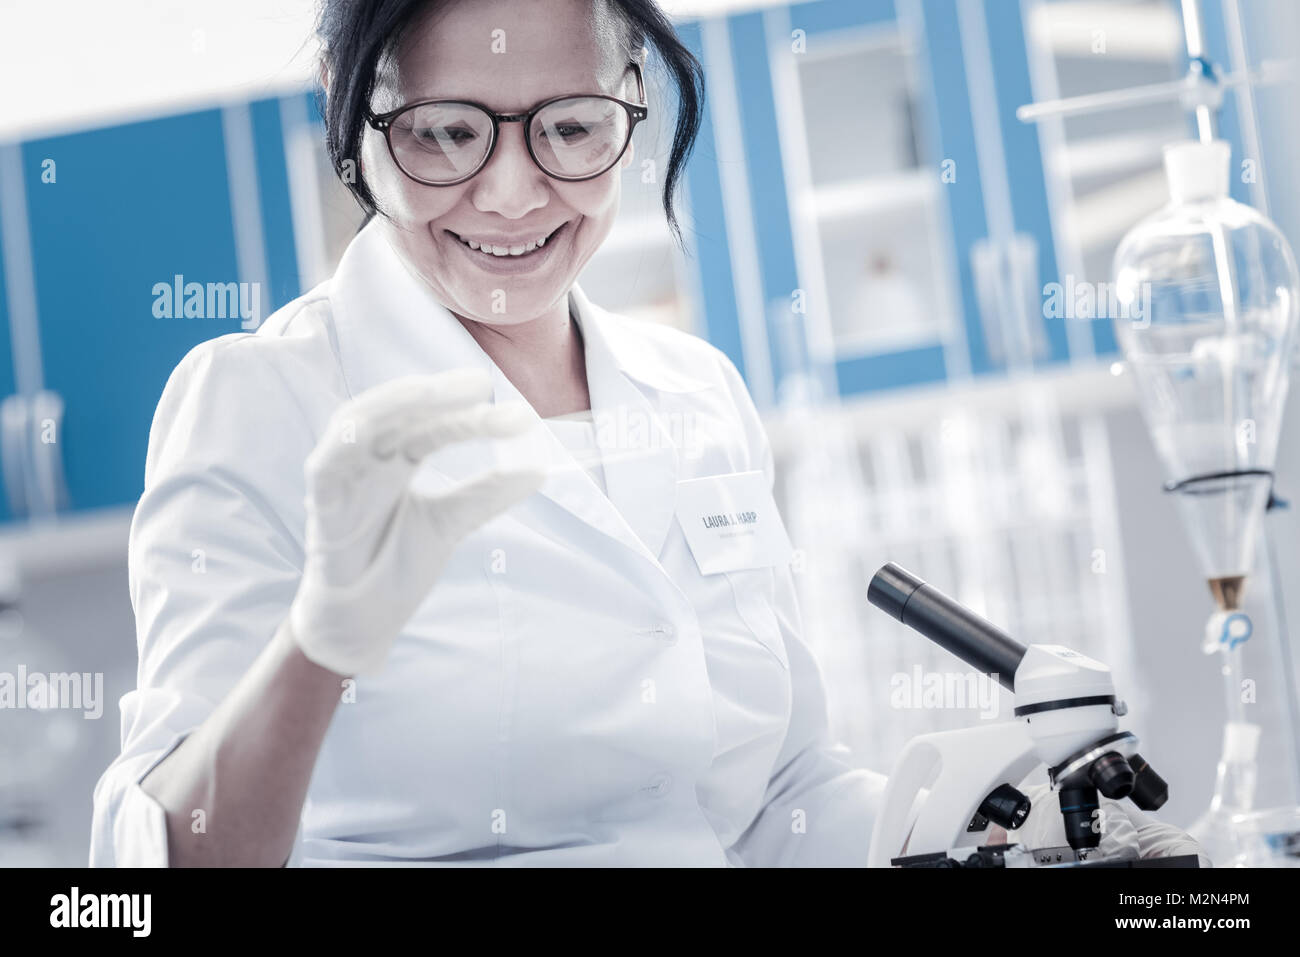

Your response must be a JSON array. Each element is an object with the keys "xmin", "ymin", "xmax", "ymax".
[
  {"xmin": 865, "ymin": 562, "xmax": 920, "ymax": 620},
  {"xmin": 867, "ymin": 563, "xmax": 1027, "ymax": 691}
]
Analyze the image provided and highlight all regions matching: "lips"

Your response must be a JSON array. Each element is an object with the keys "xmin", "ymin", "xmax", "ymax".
[{"xmin": 448, "ymin": 222, "xmax": 567, "ymax": 258}]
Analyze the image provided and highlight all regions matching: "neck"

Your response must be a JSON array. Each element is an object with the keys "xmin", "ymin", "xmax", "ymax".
[{"xmin": 454, "ymin": 298, "xmax": 590, "ymax": 418}]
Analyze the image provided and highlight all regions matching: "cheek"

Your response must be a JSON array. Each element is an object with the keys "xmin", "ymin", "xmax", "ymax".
[
  {"xmin": 560, "ymin": 176, "xmax": 622, "ymax": 243},
  {"xmin": 360, "ymin": 132, "xmax": 459, "ymax": 226}
]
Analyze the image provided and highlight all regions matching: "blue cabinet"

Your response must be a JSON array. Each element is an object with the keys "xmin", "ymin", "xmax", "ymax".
[
  {"xmin": 22, "ymin": 110, "xmax": 244, "ymax": 512},
  {"xmin": 676, "ymin": 0, "xmax": 1034, "ymax": 406},
  {"xmin": 0, "ymin": 95, "xmax": 307, "ymax": 521}
]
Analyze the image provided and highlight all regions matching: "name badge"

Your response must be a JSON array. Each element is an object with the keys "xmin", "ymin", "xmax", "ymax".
[{"xmin": 675, "ymin": 471, "xmax": 794, "ymax": 575}]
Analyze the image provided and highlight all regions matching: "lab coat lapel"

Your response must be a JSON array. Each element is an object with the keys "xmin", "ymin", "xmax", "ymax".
[
  {"xmin": 571, "ymin": 287, "xmax": 681, "ymax": 560},
  {"xmin": 328, "ymin": 222, "xmax": 693, "ymax": 566}
]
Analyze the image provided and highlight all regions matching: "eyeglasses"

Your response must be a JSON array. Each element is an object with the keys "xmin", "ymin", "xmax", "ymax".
[{"xmin": 366, "ymin": 62, "xmax": 649, "ymax": 187}]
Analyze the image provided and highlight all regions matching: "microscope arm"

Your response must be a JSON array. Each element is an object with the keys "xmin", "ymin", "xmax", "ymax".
[{"xmin": 869, "ymin": 720, "xmax": 1041, "ymax": 867}]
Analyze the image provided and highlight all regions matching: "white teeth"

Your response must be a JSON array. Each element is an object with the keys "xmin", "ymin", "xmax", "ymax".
[{"xmin": 457, "ymin": 231, "xmax": 553, "ymax": 257}]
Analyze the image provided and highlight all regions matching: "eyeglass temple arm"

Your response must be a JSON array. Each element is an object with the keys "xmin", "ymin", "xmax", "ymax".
[{"xmin": 630, "ymin": 60, "xmax": 646, "ymax": 107}]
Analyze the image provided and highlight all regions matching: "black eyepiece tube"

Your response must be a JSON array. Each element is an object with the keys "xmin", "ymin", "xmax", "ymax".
[{"xmin": 867, "ymin": 563, "xmax": 1026, "ymax": 691}]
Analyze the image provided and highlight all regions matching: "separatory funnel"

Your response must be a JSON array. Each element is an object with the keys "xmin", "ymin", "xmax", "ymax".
[{"xmin": 1112, "ymin": 139, "xmax": 1299, "ymax": 863}]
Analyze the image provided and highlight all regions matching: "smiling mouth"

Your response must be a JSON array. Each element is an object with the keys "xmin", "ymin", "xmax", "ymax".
[{"xmin": 447, "ymin": 222, "xmax": 568, "ymax": 258}]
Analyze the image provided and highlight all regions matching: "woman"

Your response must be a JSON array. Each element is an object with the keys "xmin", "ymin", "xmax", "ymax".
[{"xmin": 91, "ymin": 0, "xmax": 1204, "ymax": 867}]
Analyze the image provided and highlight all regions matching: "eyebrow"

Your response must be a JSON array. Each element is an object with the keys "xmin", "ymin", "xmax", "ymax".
[
  {"xmin": 389, "ymin": 62, "xmax": 637, "ymax": 112},
  {"xmin": 397, "ymin": 83, "xmax": 611, "ymax": 110}
]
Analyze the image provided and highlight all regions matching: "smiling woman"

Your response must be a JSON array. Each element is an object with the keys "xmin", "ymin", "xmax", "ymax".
[{"xmin": 87, "ymin": 0, "xmax": 1208, "ymax": 871}]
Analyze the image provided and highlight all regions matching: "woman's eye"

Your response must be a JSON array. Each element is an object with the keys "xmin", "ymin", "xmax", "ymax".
[
  {"xmin": 413, "ymin": 126, "xmax": 476, "ymax": 147},
  {"xmin": 540, "ymin": 118, "xmax": 611, "ymax": 144}
]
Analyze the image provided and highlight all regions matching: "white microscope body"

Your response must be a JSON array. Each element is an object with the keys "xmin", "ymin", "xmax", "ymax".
[{"xmin": 866, "ymin": 564, "xmax": 1170, "ymax": 868}]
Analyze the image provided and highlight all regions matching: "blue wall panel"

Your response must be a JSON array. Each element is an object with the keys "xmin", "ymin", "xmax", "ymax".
[
  {"xmin": 917, "ymin": 0, "xmax": 995, "ymax": 378},
  {"xmin": 836, "ymin": 343, "xmax": 947, "ymax": 394},
  {"xmin": 23, "ymin": 110, "xmax": 243, "ymax": 511},
  {"xmin": 729, "ymin": 11, "xmax": 801, "ymax": 392},
  {"xmin": 0, "ymin": 203, "xmax": 14, "ymax": 522},
  {"xmin": 983, "ymin": 0, "xmax": 1070, "ymax": 368},
  {"xmin": 250, "ymin": 96, "xmax": 301, "ymax": 313},
  {"xmin": 791, "ymin": 0, "xmax": 895, "ymax": 35},
  {"xmin": 677, "ymin": 19, "xmax": 749, "ymax": 383}
]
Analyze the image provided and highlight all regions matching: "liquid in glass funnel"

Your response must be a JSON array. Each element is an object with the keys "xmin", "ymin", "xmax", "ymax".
[
  {"xmin": 1167, "ymin": 471, "xmax": 1270, "ymax": 608},
  {"xmin": 1113, "ymin": 141, "xmax": 1299, "ymax": 591}
]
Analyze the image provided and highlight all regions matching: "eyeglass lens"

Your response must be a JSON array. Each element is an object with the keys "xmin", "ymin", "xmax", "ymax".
[{"xmin": 388, "ymin": 97, "xmax": 631, "ymax": 184}]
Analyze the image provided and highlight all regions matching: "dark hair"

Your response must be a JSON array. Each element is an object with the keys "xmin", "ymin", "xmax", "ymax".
[{"xmin": 316, "ymin": 0, "xmax": 704, "ymax": 247}]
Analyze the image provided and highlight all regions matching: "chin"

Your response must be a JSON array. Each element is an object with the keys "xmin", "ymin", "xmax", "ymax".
[
  {"xmin": 438, "ymin": 269, "xmax": 556, "ymax": 315},
  {"xmin": 440, "ymin": 231, "xmax": 591, "ymax": 320}
]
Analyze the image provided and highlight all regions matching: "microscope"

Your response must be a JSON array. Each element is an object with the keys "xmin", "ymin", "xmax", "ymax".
[{"xmin": 865, "ymin": 563, "xmax": 1197, "ymax": 868}]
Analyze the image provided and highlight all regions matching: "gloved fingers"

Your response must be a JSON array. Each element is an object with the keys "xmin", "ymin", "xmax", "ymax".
[
  {"xmin": 342, "ymin": 369, "xmax": 495, "ymax": 431},
  {"xmin": 1122, "ymin": 805, "xmax": 1212, "ymax": 865},
  {"xmin": 395, "ymin": 400, "xmax": 536, "ymax": 463},
  {"xmin": 306, "ymin": 399, "xmax": 536, "ymax": 539},
  {"xmin": 415, "ymin": 466, "xmax": 547, "ymax": 544},
  {"xmin": 306, "ymin": 369, "xmax": 496, "ymax": 481},
  {"xmin": 307, "ymin": 378, "xmax": 535, "ymax": 531},
  {"xmin": 291, "ymin": 467, "xmax": 542, "ymax": 677},
  {"xmin": 1093, "ymin": 798, "xmax": 1141, "ymax": 860}
]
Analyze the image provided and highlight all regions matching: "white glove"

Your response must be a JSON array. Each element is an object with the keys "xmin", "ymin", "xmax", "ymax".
[
  {"xmin": 997, "ymin": 782, "xmax": 1213, "ymax": 867},
  {"xmin": 288, "ymin": 369, "xmax": 544, "ymax": 676}
]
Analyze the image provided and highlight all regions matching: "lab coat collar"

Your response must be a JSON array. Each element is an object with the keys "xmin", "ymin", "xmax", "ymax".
[
  {"xmin": 328, "ymin": 219, "xmax": 702, "ymax": 563},
  {"xmin": 568, "ymin": 283, "xmax": 713, "ymax": 395}
]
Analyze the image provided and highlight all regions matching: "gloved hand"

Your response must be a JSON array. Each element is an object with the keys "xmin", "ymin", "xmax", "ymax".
[
  {"xmin": 990, "ymin": 782, "xmax": 1213, "ymax": 867},
  {"xmin": 287, "ymin": 369, "xmax": 544, "ymax": 676}
]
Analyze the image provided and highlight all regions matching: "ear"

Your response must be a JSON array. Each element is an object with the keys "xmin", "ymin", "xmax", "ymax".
[{"xmin": 319, "ymin": 59, "xmax": 332, "ymax": 98}]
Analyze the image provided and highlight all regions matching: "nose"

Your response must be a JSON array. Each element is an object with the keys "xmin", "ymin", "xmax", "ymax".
[{"xmin": 470, "ymin": 121, "xmax": 550, "ymax": 219}]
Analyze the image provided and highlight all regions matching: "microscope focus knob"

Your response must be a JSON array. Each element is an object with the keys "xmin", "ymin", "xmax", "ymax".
[
  {"xmin": 1087, "ymin": 751, "xmax": 1135, "ymax": 800},
  {"xmin": 978, "ymin": 783, "xmax": 1032, "ymax": 830}
]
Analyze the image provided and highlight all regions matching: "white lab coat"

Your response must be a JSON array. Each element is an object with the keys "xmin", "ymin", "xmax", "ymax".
[{"xmin": 90, "ymin": 219, "xmax": 887, "ymax": 867}]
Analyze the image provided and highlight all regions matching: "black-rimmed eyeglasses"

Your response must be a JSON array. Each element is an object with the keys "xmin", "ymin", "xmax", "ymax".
[{"xmin": 366, "ymin": 62, "xmax": 649, "ymax": 187}]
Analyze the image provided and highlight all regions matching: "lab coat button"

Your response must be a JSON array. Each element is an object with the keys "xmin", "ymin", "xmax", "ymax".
[
  {"xmin": 641, "ymin": 773, "xmax": 673, "ymax": 797},
  {"xmin": 644, "ymin": 622, "xmax": 677, "ymax": 645}
]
